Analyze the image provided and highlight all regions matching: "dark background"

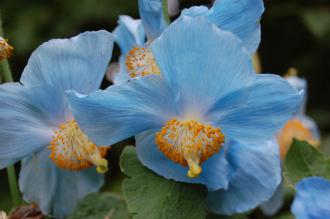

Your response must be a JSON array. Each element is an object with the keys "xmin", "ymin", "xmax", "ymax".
[{"xmin": 0, "ymin": 0, "xmax": 329, "ymax": 214}]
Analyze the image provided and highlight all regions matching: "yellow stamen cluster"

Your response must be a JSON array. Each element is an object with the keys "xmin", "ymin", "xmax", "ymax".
[
  {"xmin": 155, "ymin": 119, "xmax": 225, "ymax": 178},
  {"xmin": 48, "ymin": 119, "xmax": 109, "ymax": 173},
  {"xmin": 0, "ymin": 37, "xmax": 13, "ymax": 61},
  {"xmin": 277, "ymin": 118, "xmax": 319, "ymax": 159},
  {"xmin": 125, "ymin": 47, "xmax": 160, "ymax": 78}
]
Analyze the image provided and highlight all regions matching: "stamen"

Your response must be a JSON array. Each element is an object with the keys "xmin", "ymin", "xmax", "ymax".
[
  {"xmin": 0, "ymin": 37, "xmax": 13, "ymax": 61},
  {"xmin": 155, "ymin": 119, "xmax": 225, "ymax": 178},
  {"xmin": 277, "ymin": 118, "xmax": 319, "ymax": 159},
  {"xmin": 125, "ymin": 47, "xmax": 160, "ymax": 78},
  {"xmin": 48, "ymin": 119, "xmax": 109, "ymax": 173}
]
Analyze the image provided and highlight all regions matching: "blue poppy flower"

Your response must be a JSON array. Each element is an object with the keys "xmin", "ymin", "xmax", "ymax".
[
  {"xmin": 111, "ymin": 0, "xmax": 264, "ymax": 84},
  {"xmin": 68, "ymin": 17, "xmax": 301, "ymax": 215},
  {"xmin": 0, "ymin": 31, "xmax": 114, "ymax": 218},
  {"xmin": 292, "ymin": 177, "xmax": 330, "ymax": 219},
  {"xmin": 261, "ymin": 74, "xmax": 320, "ymax": 216}
]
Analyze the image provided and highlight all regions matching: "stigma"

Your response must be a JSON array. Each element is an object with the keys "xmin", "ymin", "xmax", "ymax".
[
  {"xmin": 125, "ymin": 47, "xmax": 160, "ymax": 78},
  {"xmin": 48, "ymin": 120, "xmax": 109, "ymax": 173},
  {"xmin": 155, "ymin": 119, "xmax": 225, "ymax": 178},
  {"xmin": 277, "ymin": 118, "xmax": 319, "ymax": 159},
  {"xmin": 0, "ymin": 37, "xmax": 13, "ymax": 61}
]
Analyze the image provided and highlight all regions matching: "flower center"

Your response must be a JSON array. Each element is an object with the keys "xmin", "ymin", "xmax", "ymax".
[
  {"xmin": 0, "ymin": 37, "xmax": 13, "ymax": 61},
  {"xmin": 155, "ymin": 119, "xmax": 225, "ymax": 178},
  {"xmin": 277, "ymin": 118, "xmax": 319, "ymax": 159},
  {"xmin": 125, "ymin": 46, "xmax": 160, "ymax": 78},
  {"xmin": 48, "ymin": 119, "xmax": 109, "ymax": 173}
]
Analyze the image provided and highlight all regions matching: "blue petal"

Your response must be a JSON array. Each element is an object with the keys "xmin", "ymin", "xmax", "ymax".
[
  {"xmin": 151, "ymin": 17, "xmax": 254, "ymax": 117},
  {"xmin": 286, "ymin": 75, "xmax": 307, "ymax": 115},
  {"xmin": 135, "ymin": 129, "xmax": 229, "ymax": 191},
  {"xmin": 0, "ymin": 83, "xmax": 68, "ymax": 169},
  {"xmin": 113, "ymin": 15, "xmax": 145, "ymax": 54},
  {"xmin": 181, "ymin": 0, "xmax": 264, "ymax": 54},
  {"xmin": 111, "ymin": 55, "xmax": 132, "ymax": 85},
  {"xmin": 19, "ymin": 148, "xmax": 104, "ymax": 219},
  {"xmin": 138, "ymin": 0, "xmax": 167, "ymax": 40},
  {"xmin": 216, "ymin": 74, "xmax": 301, "ymax": 144},
  {"xmin": 68, "ymin": 75, "xmax": 180, "ymax": 146},
  {"xmin": 291, "ymin": 177, "xmax": 330, "ymax": 219},
  {"xmin": 181, "ymin": 6, "xmax": 209, "ymax": 17},
  {"xmin": 20, "ymin": 30, "xmax": 114, "ymax": 94},
  {"xmin": 207, "ymin": 138, "xmax": 281, "ymax": 215},
  {"xmin": 260, "ymin": 183, "xmax": 284, "ymax": 216}
]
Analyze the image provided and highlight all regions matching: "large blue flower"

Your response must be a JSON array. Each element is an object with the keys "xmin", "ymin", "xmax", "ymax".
[
  {"xmin": 0, "ymin": 31, "xmax": 114, "ymax": 218},
  {"xmin": 69, "ymin": 17, "xmax": 300, "ymax": 215},
  {"xmin": 291, "ymin": 177, "xmax": 330, "ymax": 219},
  {"xmin": 111, "ymin": 0, "xmax": 264, "ymax": 84}
]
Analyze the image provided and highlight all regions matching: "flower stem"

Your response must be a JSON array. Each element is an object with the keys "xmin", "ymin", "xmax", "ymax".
[
  {"xmin": 0, "ymin": 11, "xmax": 21, "ymax": 207},
  {"xmin": 0, "ymin": 11, "xmax": 13, "ymax": 82},
  {"xmin": 6, "ymin": 166, "xmax": 21, "ymax": 206},
  {"xmin": 162, "ymin": 0, "xmax": 170, "ymax": 24}
]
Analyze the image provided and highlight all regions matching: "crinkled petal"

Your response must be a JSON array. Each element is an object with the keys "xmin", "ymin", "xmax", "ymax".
[
  {"xmin": 138, "ymin": 0, "xmax": 167, "ymax": 40},
  {"xmin": 151, "ymin": 17, "xmax": 254, "ymax": 118},
  {"xmin": 20, "ymin": 31, "xmax": 114, "ymax": 94},
  {"xmin": 19, "ymin": 148, "xmax": 104, "ymax": 219},
  {"xmin": 260, "ymin": 183, "xmax": 284, "ymax": 216},
  {"xmin": 113, "ymin": 15, "xmax": 145, "ymax": 54},
  {"xmin": 68, "ymin": 75, "xmax": 180, "ymax": 146},
  {"xmin": 181, "ymin": 0, "xmax": 264, "ymax": 54},
  {"xmin": 0, "ymin": 83, "xmax": 67, "ymax": 169},
  {"xmin": 291, "ymin": 177, "xmax": 330, "ymax": 219},
  {"xmin": 216, "ymin": 74, "xmax": 301, "ymax": 144},
  {"xmin": 135, "ymin": 129, "xmax": 229, "ymax": 191},
  {"xmin": 207, "ymin": 138, "xmax": 281, "ymax": 215},
  {"xmin": 286, "ymin": 75, "xmax": 307, "ymax": 115}
]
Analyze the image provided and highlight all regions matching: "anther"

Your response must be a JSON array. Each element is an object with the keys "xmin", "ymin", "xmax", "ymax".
[
  {"xmin": 0, "ymin": 37, "xmax": 13, "ymax": 61},
  {"xmin": 48, "ymin": 119, "xmax": 110, "ymax": 173},
  {"xmin": 155, "ymin": 119, "xmax": 225, "ymax": 178},
  {"xmin": 125, "ymin": 47, "xmax": 160, "ymax": 78}
]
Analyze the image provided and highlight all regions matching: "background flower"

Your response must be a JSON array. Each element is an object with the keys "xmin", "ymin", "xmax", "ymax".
[{"xmin": 0, "ymin": 31, "xmax": 113, "ymax": 218}]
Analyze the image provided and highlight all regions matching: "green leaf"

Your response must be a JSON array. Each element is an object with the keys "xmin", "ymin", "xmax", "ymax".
[
  {"xmin": 206, "ymin": 213, "xmax": 247, "ymax": 219},
  {"xmin": 67, "ymin": 192, "xmax": 130, "ymax": 219},
  {"xmin": 120, "ymin": 146, "xmax": 207, "ymax": 219},
  {"xmin": 273, "ymin": 213, "xmax": 295, "ymax": 219},
  {"xmin": 283, "ymin": 139, "xmax": 330, "ymax": 187}
]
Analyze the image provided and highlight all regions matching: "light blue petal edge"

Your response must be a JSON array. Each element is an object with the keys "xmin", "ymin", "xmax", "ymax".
[{"xmin": 20, "ymin": 30, "xmax": 114, "ymax": 94}]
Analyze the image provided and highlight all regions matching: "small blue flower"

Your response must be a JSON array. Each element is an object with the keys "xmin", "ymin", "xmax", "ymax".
[
  {"xmin": 0, "ymin": 31, "xmax": 114, "ymax": 218},
  {"xmin": 111, "ymin": 0, "xmax": 264, "ymax": 84},
  {"xmin": 69, "ymin": 17, "xmax": 301, "ymax": 215},
  {"xmin": 292, "ymin": 177, "xmax": 330, "ymax": 219}
]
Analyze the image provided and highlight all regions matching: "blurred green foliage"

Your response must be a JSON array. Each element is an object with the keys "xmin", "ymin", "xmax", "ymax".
[{"xmin": 0, "ymin": 0, "xmax": 329, "ymax": 217}]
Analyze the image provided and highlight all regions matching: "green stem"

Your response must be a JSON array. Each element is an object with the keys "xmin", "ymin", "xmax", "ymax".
[
  {"xmin": 6, "ymin": 166, "xmax": 21, "ymax": 207},
  {"xmin": 162, "ymin": 0, "xmax": 170, "ymax": 24},
  {"xmin": 0, "ymin": 11, "xmax": 21, "ymax": 207},
  {"xmin": 0, "ymin": 59, "xmax": 14, "ymax": 82}
]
